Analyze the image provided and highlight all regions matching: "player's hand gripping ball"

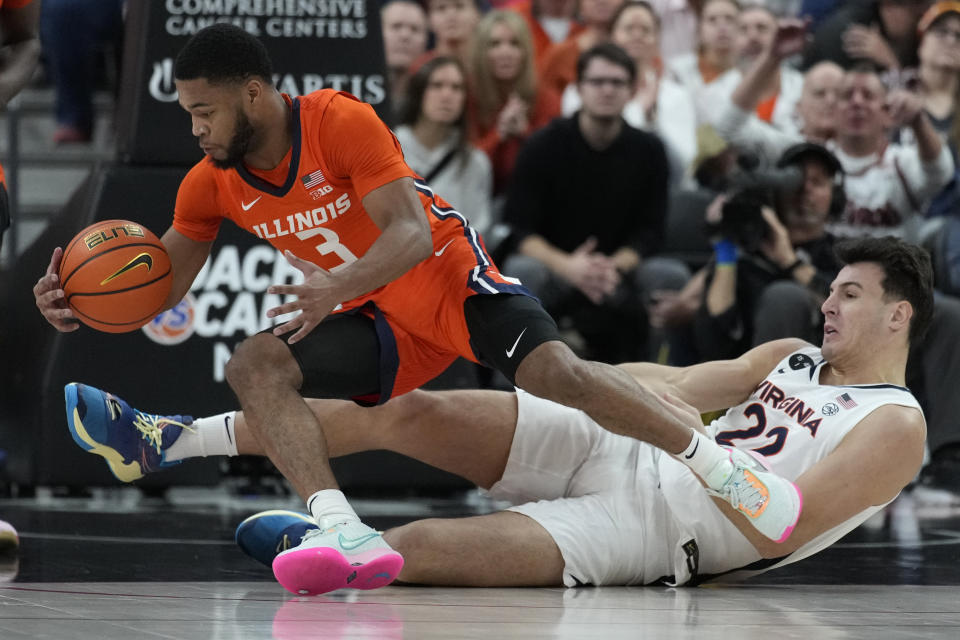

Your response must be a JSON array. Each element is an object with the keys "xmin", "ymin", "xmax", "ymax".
[{"xmin": 58, "ymin": 220, "xmax": 172, "ymax": 333}]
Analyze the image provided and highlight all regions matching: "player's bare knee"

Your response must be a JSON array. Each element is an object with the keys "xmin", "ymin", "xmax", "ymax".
[
  {"xmin": 225, "ymin": 333, "xmax": 300, "ymax": 393},
  {"xmin": 383, "ymin": 519, "xmax": 440, "ymax": 581}
]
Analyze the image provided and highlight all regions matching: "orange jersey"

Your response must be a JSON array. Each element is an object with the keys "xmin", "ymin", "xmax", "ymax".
[
  {"xmin": 174, "ymin": 89, "xmax": 530, "ymax": 399},
  {"xmin": 174, "ymin": 90, "xmax": 466, "ymax": 279}
]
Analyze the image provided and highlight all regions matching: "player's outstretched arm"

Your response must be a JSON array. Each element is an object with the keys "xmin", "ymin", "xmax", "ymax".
[
  {"xmin": 717, "ymin": 404, "xmax": 926, "ymax": 558},
  {"xmin": 159, "ymin": 226, "xmax": 213, "ymax": 311},
  {"xmin": 618, "ymin": 338, "xmax": 810, "ymax": 413}
]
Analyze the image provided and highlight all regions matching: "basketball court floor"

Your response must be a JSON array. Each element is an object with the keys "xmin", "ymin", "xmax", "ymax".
[{"xmin": 1, "ymin": 486, "xmax": 959, "ymax": 639}]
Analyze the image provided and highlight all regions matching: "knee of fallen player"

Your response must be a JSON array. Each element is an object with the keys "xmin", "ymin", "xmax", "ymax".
[
  {"xmin": 224, "ymin": 333, "xmax": 302, "ymax": 393},
  {"xmin": 381, "ymin": 519, "xmax": 444, "ymax": 583}
]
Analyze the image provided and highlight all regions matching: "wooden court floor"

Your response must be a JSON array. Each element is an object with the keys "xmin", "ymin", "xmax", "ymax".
[{"xmin": 1, "ymin": 488, "xmax": 959, "ymax": 639}]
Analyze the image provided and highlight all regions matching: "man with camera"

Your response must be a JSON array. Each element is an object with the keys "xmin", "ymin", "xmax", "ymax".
[{"xmin": 695, "ymin": 143, "xmax": 844, "ymax": 361}]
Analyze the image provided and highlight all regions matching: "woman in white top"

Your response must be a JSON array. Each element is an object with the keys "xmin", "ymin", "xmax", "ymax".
[
  {"xmin": 561, "ymin": 0, "xmax": 698, "ymax": 182},
  {"xmin": 393, "ymin": 56, "xmax": 494, "ymax": 235}
]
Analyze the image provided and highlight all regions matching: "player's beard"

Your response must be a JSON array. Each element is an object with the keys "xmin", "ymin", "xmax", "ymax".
[{"xmin": 211, "ymin": 108, "xmax": 256, "ymax": 170}]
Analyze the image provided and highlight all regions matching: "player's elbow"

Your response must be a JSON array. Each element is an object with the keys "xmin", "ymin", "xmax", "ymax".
[
  {"xmin": 756, "ymin": 541, "xmax": 791, "ymax": 559},
  {"xmin": 410, "ymin": 220, "xmax": 434, "ymax": 261}
]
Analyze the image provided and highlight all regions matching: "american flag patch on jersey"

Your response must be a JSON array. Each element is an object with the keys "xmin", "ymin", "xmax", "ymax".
[
  {"xmin": 837, "ymin": 393, "xmax": 858, "ymax": 409},
  {"xmin": 301, "ymin": 169, "xmax": 326, "ymax": 189}
]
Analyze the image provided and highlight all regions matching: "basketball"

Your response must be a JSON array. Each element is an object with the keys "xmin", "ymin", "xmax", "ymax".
[{"xmin": 58, "ymin": 219, "xmax": 173, "ymax": 333}]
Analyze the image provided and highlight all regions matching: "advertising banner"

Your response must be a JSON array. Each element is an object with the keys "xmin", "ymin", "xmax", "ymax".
[{"xmin": 117, "ymin": 0, "xmax": 389, "ymax": 165}]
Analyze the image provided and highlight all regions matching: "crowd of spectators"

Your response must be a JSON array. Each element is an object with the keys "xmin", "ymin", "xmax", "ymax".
[{"xmin": 379, "ymin": 0, "xmax": 960, "ymax": 487}]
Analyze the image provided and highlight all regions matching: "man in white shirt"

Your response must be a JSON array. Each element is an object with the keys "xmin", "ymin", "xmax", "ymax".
[{"xmin": 700, "ymin": 4, "xmax": 805, "ymax": 134}]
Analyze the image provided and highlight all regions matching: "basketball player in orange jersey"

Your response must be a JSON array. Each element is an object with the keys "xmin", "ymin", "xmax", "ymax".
[{"xmin": 35, "ymin": 24, "xmax": 801, "ymax": 595}]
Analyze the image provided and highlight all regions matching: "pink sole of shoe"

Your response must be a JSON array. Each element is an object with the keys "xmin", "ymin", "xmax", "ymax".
[{"xmin": 272, "ymin": 547, "xmax": 404, "ymax": 596}]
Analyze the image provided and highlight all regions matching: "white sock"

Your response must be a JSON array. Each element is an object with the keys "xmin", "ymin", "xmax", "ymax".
[
  {"xmin": 165, "ymin": 411, "xmax": 239, "ymax": 462},
  {"xmin": 307, "ymin": 489, "xmax": 360, "ymax": 529},
  {"xmin": 679, "ymin": 430, "xmax": 733, "ymax": 490}
]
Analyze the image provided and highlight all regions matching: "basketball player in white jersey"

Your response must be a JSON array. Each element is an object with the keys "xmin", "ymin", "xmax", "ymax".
[{"xmin": 64, "ymin": 235, "xmax": 929, "ymax": 587}]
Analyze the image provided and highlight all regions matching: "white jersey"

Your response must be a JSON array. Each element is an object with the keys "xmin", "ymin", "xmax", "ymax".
[{"xmin": 657, "ymin": 346, "xmax": 924, "ymax": 584}]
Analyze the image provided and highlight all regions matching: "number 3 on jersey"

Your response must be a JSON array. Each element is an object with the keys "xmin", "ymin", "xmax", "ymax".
[
  {"xmin": 296, "ymin": 227, "xmax": 358, "ymax": 272},
  {"xmin": 714, "ymin": 403, "xmax": 789, "ymax": 456}
]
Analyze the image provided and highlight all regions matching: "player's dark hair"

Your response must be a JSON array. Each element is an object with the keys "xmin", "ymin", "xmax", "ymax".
[
  {"xmin": 174, "ymin": 23, "xmax": 274, "ymax": 85},
  {"xmin": 834, "ymin": 236, "xmax": 934, "ymax": 343},
  {"xmin": 576, "ymin": 42, "xmax": 636, "ymax": 83}
]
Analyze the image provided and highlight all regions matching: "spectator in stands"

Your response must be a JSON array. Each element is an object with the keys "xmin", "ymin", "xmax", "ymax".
[
  {"xmin": 905, "ymin": 3, "xmax": 960, "ymax": 152},
  {"xmin": 40, "ymin": 0, "xmax": 124, "ymax": 144},
  {"xmin": 701, "ymin": 3, "xmax": 804, "ymax": 136},
  {"xmin": 668, "ymin": 0, "xmax": 740, "ymax": 104},
  {"xmin": 714, "ymin": 20, "xmax": 954, "ymax": 237},
  {"xmin": 381, "ymin": 0, "xmax": 429, "ymax": 119},
  {"xmin": 647, "ymin": 0, "xmax": 699, "ymax": 63},
  {"xmin": 561, "ymin": 1, "xmax": 698, "ymax": 181},
  {"xmin": 695, "ymin": 143, "xmax": 844, "ymax": 360},
  {"xmin": 0, "ymin": 0, "xmax": 40, "ymax": 256},
  {"xmin": 425, "ymin": 0, "xmax": 481, "ymax": 63},
  {"xmin": 394, "ymin": 56, "xmax": 494, "ymax": 235},
  {"xmin": 509, "ymin": 0, "xmax": 583, "ymax": 68},
  {"xmin": 540, "ymin": 0, "xmax": 625, "ymax": 96},
  {"xmin": 910, "ymin": 3, "xmax": 960, "ymax": 297},
  {"xmin": 468, "ymin": 10, "xmax": 560, "ymax": 196},
  {"xmin": 803, "ymin": 0, "xmax": 930, "ymax": 73},
  {"xmin": 501, "ymin": 43, "xmax": 688, "ymax": 363},
  {"xmin": 713, "ymin": 19, "xmax": 843, "ymax": 163}
]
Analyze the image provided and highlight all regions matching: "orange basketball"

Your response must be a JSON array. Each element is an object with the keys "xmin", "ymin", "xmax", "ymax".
[{"xmin": 59, "ymin": 219, "xmax": 173, "ymax": 333}]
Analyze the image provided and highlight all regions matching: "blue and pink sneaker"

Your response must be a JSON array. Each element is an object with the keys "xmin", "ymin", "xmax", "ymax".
[
  {"xmin": 235, "ymin": 510, "xmax": 317, "ymax": 568},
  {"xmin": 64, "ymin": 383, "xmax": 192, "ymax": 482}
]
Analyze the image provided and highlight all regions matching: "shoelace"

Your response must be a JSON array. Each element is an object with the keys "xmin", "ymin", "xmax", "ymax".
[
  {"xmin": 300, "ymin": 528, "xmax": 325, "ymax": 542},
  {"xmin": 132, "ymin": 412, "xmax": 194, "ymax": 455},
  {"xmin": 718, "ymin": 472, "xmax": 768, "ymax": 516},
  {"xmin": 298, "ymin": 525, "xmax": 384, "ymax": 542}
]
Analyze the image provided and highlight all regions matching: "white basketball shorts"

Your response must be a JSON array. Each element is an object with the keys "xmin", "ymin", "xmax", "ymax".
[{"xmin": 484, "ymin": 390, "xmax": 684, "ymax": 586}]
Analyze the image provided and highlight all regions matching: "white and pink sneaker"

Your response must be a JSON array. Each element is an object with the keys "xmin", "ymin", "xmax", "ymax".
[
  {"xmin": 272, "ymin": 520, "xmax": 403, "ymax": 595},
  {"xmin": 706, "ymin": 447, "xmax": 803, "ymax": 543}
]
